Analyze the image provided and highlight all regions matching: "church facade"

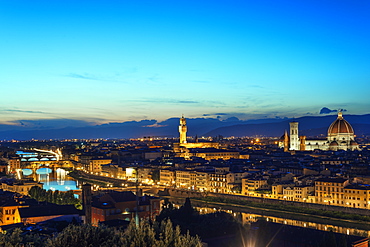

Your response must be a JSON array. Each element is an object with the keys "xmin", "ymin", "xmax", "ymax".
[{"xmin": 281, "ymin": 112, "xmax": 360, "ymax": 151}]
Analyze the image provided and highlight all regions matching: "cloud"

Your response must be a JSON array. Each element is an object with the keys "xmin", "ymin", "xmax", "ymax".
[
  {"xmin": 0, "ymin": 109, "xmax": 48, "ymax": 114},
  {"xmin": 144, "ymin": 123, "xmax": 168, "ymax": 128},
  {"xmin": 65, "ymin": 73, "xmax": 128, "ymax": 84},
  {"xmin": 177, "ymin": 100, "xmax": 198, "ymax": 104},
  {"xmin": 319, "ymin": 107, "xmax": 347, "ymax": 114},
  {"xmin": 128, "ymin": 98, "xmax": 199, "ymax": 104},
  {"xmin": 203, "ymin": 113, "xmax": 228, "ymax": 116},
  {"xmin": 101, "ymin": 119, "xmax": 157, "ymax": 127},
  {"xmin": 17, "ymin": 119, "xmax": 95, "ymax": 128},
  {"xmin": 223, "ymin": 117, "xmax": 240, "ymax": 122},
  {"xmin": 66, "ymin": 73, "xmax": 100, "ymax": 80}
]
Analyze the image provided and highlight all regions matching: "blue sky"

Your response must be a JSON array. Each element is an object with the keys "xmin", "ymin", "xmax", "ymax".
[{"xmin": 1, "ymin": 0, "xmax": 369, "ymax": 127}]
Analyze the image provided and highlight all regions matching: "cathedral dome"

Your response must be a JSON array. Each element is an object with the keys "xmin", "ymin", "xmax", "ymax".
[
  {"xmin": 328, "ymin": 112, "xmax": 354, "ymax": 135},
  {"xmin": 350, "ymin": 140, "xmax": 358, "ymax": 146},
  {"xmin": 329, "ymin": 141, "xmax": 338, "ymax": 146}
]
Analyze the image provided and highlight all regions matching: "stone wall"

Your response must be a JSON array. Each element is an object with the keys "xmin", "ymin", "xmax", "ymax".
[{"xmin": 159, "ymin": 188, "xmax": 370, "ymax": 216}]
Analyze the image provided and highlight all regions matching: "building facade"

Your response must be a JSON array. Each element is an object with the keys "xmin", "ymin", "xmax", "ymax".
[{"xmin": 282, "ymin": 112, "xmax": 360, "ymax": 151}]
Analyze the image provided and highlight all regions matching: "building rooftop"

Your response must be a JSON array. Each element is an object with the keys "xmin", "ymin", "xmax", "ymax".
[
  {"xmin": 19, "ymin": 204, "xmax": 80, "ymax": 218},
  {"xmin": 315, "ymin": 177, "xmax": 348, "ymax": 183}
]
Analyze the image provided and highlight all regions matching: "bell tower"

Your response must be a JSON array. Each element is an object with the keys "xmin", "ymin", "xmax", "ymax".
[
  {"xmin": 179, "ymin": 115, "xmax": 187, "ymax": 144},
  {"xmin": 283, "ymin": 130, "xmax": 289, "ymax": 152},
  {"xmin": 289, "ymin": 121, "xmax": 300, "ymax": 150}
]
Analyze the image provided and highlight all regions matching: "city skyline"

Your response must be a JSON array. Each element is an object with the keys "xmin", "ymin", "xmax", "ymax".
[{"xmin": 1, "ymin": 1, "xmax": 370, "ymax": 128}]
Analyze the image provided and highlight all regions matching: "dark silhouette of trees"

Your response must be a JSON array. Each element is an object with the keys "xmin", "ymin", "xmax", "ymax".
[
  {"xmin": 28, "ymin": 186, "xmax": 80, "ymax": 207},
  {"xmin": 0, "ymin": 220, "xmax": 202, "ymax": 247}
]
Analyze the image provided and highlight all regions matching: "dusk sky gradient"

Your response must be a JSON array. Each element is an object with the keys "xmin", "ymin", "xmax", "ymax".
[{"xmin": 1, "ymin": 0, "xmax": 370, "ymax": 127}]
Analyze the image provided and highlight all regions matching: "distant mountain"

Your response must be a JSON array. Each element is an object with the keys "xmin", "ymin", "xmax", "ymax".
[
  {"xmin": 0, "ymin": 118, "xmax": 227, "ymax": 140},
  {"xmin": 0, "ymin": 114, "xmax": 369, "ymax": 140},
  {"xmin": 204, "ymin": 114, "xmax": 370, "ymax": 138}
]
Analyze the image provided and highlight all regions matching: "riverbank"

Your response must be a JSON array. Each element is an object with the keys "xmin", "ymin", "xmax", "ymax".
[
  {"xmin": 164, "ymin": 196, "xmax": 370, "ymax": 238},
  {"xmin": 68, "ymin": 171, "xmax": 109, "ymax": 187},
  {"xmin": 195, "ymin": 196, "xmax": 370, "ymax": 223},
  {"xmin": 68, "ymin": 170, "xmax": 370, "ymax": 231},
  {"xmin": 187, "ymin": 197, "xmax": 370, "ymax": 231}
]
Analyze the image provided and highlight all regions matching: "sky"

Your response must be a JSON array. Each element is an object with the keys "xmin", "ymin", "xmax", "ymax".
[{"xmin": 1, "ymin": 0, "xmax": 370, "ymax": 128}]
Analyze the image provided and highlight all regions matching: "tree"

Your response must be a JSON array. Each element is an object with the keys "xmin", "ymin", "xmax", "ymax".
[
  {"xmin": 231, "ymin": 185, "xmax": 241, "ymax": 193},
  {"xmin": 29, "ymin": 186, "xmax": 43, "ymax": 201},
  {"xmin": 151, "ymin": 169, "xmax": 160, "ymax": 183},
  {"xmin": 46, "ymin": 224, "xmax": 120, "ymax": 247},
  {"xmin": 0, "ymin": 220, "xmax": 203, "ymax": 247},
  {"xmin": 28, "ymin": 186, "xmax": 80, "ymax": 207},
  {"xmin": 0, "ymin": 228, "xmax": 42, "ymax": 247},
  {"xmin": 120, "ymin": 219, "xmax": 157, "ymax": 247},
  {"xmin": 47, "ymin": 220, "xmax": 202, "ymax": 247},
  {"xmin": 156, "ymin": 219, "xmax": 202, "ymax": 247},
  {"xmin": 177, "ymin": 198, "xmax": 197, "ymax": 222},
  {"xmin": 0, "ymin": 228, "xmax": 23, "ymax": 247}
]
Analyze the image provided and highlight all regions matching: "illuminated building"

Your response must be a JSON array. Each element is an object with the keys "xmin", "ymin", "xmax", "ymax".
[
  {"xmin": 242, "ymin": 178, "xmax": 269, "ymax": 196},
  {"xmin": 179, "ymin": 115, "xmax": 187, "ymax": 144},
  {"xmin": 159, "ymin": 169, "xmax": 175, "ymax": 186},
  {"xmin": 209, "ymin": 173, "xmax": 228, "ymax": 193},
  {"xmin": 175, "ymin": 170, "xmax": 196, "ymax": 189},
  {"xmin": 173, "ymin": 116, "xmax": 219, "ymax": 153},
  {"xmin": 293, "ymin": 185, "xmax": 314, "ymax": 202},
  {"xmin": 0, "ymin": 205, "xmax": 22, "ymax": 226},
  {"xmin": 1, "ymin": 180, "xmax": 43, "ymax": 196},
  {"xmin": 101, "ymin": 164, "xmax": 126, "ymax": 179},
  {"xmin": 315, "ymin": 178, "xmax": 349, "ymax": 205},
  {"xmin": 281, "ymin": 112, "xmax": 360, "ymax": 151},
  {"xmin": 178, "ymin": 148, "xmax": 240, "ymax": 161},
  {"xmin": 272, "ymin": 182, "xmax": 295, "ymax": 199},
  {"xmin": 88, "ymin": 158, "xmax": 112, "ymax": 173},
  {"xmin": 344, "ymin": 185, "xmax": 370, "ymax": 209},
  {"xmin": 289, "ymin": 122, "xmax": 299, "ymax": 150},
  {"xmin": 173, "ymin": 115, "xmax": 246, "ymax": 161},
  {"xmin": 7, "ymin": 158, "xmax": 20, "ymax": 173}
]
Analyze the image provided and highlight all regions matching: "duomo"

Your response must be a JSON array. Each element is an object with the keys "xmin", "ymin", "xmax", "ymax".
[{"xmin": 280, "ymin": 111, "xmax": 360, "ymax": 152}]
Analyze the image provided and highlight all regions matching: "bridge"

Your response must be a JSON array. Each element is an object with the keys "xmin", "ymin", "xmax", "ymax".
[
  {"xmin": 17, "ymin": 149, "xmax": 62, "ymax": 162},
  {"xmin": 20, "ymin": 160, "xmax": 74, "ymax": 170},
  {"xmin": 16, "ymin": 149, "xmax": 74, "ymax": 176}
]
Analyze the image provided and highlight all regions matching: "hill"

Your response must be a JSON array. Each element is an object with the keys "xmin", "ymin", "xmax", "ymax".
[
  {"xmin": 0, "ymin": 114, "xmax": 369, "ymax": 140},
  {"xmin": 204, "ymin": 114, "xmax": 370, "ymax": 138}
]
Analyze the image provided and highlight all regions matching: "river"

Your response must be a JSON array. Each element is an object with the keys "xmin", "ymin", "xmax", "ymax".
[
  {"xmin": 22, "ymin": 168, "xmax": 79, "ymax": 191},
  {"xmin": 169, "ymin": 197, "xmax": 370, "ymax": 238},
  {"xmin": 22, "ymin": 169, "xmax": 370, "ymax": 238}
]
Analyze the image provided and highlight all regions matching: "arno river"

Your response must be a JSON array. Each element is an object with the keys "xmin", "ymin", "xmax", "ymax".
[
  {"xmin": 24, "ymin": 169, "xmax": 370, "ymax": 238},
  {"xmin": 22, "ymin": 168, "xmax": 79, "ymax": 191},
  {"xmin": 197, "ymin": 206, "xmax": 370, "ymax": 237}
]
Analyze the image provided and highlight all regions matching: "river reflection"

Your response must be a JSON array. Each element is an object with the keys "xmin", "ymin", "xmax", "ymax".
[
  {"xmin": 194, "ymin": 206, "xmax": 370, "ymax": 238},
  {"xmin": 22, "ymin": 168, "xmax": 79, "ymax": 191}
]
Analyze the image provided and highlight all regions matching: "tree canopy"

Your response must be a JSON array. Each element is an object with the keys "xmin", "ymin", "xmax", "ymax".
[
  {"xmin": 28, "ymin": 186, "xmax": 80, "ymax": 207},
  {"xmin": 0, "ymin": 220, "xmax": 202, "ymax": 247}
]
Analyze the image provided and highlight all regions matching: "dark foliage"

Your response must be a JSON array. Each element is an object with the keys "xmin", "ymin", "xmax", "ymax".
[{"xmin": 28, "ymin": 186, "xmax": 80, "ymax": 206}]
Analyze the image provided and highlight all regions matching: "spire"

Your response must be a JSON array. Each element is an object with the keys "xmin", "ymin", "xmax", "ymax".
[
  {"xmin": 338, "ymin": 110, "xmax": 343, "ymax": 119},
  {"xmin": 284, "ymin": 130, "xmax": 289, "ymax": 152}
]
